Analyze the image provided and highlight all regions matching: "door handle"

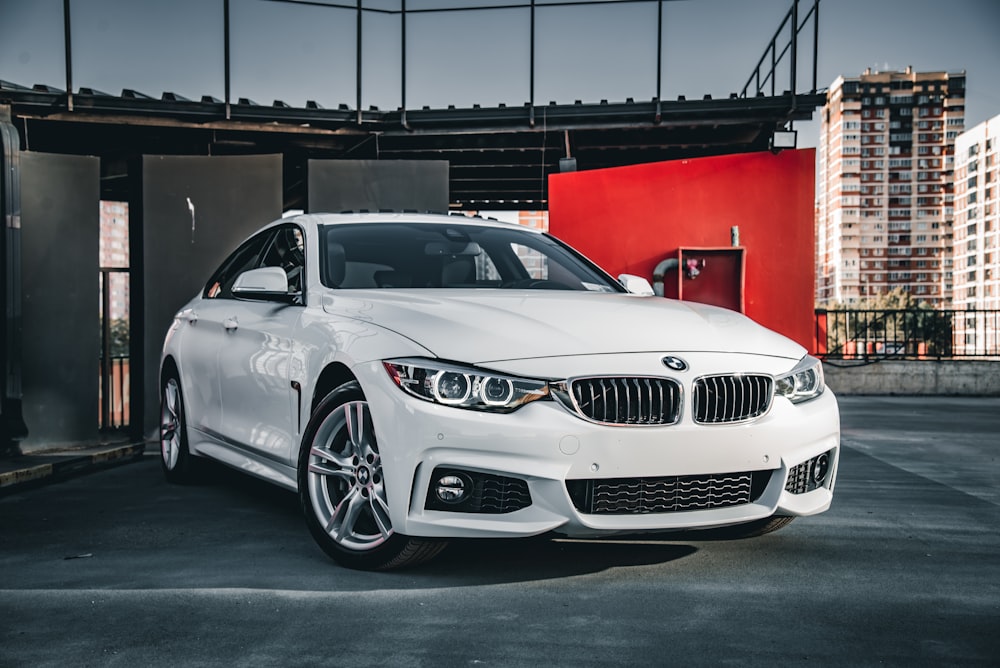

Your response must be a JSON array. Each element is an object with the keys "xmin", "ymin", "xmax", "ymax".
[{"xmin": 223, "ymin": 317, "xmax": 239, "ymax": 331}]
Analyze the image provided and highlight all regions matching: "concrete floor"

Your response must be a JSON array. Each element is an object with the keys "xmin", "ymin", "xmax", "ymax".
[{"xmin": 1, "ymin": 396, "xmax": 998, "ymax": 667}]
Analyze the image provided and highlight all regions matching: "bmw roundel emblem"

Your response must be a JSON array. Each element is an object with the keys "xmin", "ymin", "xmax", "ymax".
[{"xmin": 661, "ymin": 356, "xmax": 688, "ymax": 372}]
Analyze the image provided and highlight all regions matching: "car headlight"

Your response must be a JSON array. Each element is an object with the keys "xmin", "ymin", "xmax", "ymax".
[
  {"xmin": 775, "ymin": 355, "xmax": 825, "ymax": 404},
  {"xmin": 383, "ymin": 359, "xmax": 550, "ymax": 413}
]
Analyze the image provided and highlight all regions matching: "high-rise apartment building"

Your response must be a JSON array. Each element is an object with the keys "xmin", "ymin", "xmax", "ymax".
[
  {"xmin": 952, "ymin": 115, "xmax": 1000, "ymax": 354},
  {"xmin": 518, "ymin": 210, "xmax": 549, "ymax": 232},
  {"xmin": 953, "ymin": 114, "xmax": 999, "ymax": 308},
  {"xmin": 100, "ymin": 200, "xmax": 130, "ymax": 322},
  {"xmin": 816, "ymin": 67, "xmax": 966, "ymax": 307}
]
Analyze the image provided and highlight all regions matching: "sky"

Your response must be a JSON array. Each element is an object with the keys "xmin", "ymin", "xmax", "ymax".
[{"xmin": 1, "ymin": 0, "xmax": 999, "ymax": 150}]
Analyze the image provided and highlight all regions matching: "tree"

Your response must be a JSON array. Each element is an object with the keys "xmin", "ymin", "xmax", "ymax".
[
  {"xmin": 818, "ymin": 289, "xmax": 952, "ymax": 358},
  {"xmin": 105, "ymin": 318, "xmax": 130, "ymax": 358}
]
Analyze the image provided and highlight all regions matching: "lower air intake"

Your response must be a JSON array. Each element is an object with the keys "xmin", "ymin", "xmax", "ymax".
[
  {"xmin": 566, "ymin": 471, "xmax": 771, "ymax": 515},
  {"xmin": 785, "ymin": 451, "xmax": 833, "ymax": 494}
]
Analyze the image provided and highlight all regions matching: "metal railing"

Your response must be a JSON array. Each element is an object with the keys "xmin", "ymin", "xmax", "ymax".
[
  {"xmin": 741, "ymin": 0, "xmax": 821, "ymax": 99},
  {"xmin": 100, "ymin": 267, "xmax": 130, "ymax": 430},
  {"xmin": 815, "ymin": 309, "xmax": 1000, "ymax": 360},
  {"xmin": 38, "ymin": 0, "xmax": 822, "ymax": 121}
]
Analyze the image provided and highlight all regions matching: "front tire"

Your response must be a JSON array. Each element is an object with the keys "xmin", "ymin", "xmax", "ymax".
[
  {"xmin": 702, "ymin": 515, "xmax": 795, "ymax": 539},
  {"xmin": 298, "ymin": 381, "xmax": 447, "ymax": 570}
]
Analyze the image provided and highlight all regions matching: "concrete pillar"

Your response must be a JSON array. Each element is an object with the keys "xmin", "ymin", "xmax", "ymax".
[{"xmin": 0, "ymin": 105, "xmax": 27, "ymax": 456}]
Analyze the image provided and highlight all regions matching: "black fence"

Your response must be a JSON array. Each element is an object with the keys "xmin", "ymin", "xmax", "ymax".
[{"xmin": 815, "ymin": 309, "xmax": 1000, "ymax": 360}]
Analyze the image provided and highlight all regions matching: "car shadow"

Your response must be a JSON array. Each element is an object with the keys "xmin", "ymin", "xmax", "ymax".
[
  {"xmin": 195, "ymin": 458, "xmax": 301, "ymax": 515},
  {"xmin": 412, "ymin": 536, "xmax": 698, "ymax": 584},
  {"xmin": 199, "ymin": 459, "xmax": 700, "ymax": 586}
]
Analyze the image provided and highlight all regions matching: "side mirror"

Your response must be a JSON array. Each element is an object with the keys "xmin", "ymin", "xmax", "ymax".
[
  {"xmin": 232, "ymin": 267, "xmax": 299, "ymax": 304},
  {"xmin": 618, "ymin": 274, "xmax": 655, "ymax": 296}
]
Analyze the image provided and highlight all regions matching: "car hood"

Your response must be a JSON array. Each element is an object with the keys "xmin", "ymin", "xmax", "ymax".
[{"xmin": 321, "ymin": 289, "xmax": 805, "ymax": 364}]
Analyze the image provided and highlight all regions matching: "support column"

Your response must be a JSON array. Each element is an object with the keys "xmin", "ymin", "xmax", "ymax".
[{"xmin": 0, "ymin": 105, "xmax": 28, "ymax": 456}]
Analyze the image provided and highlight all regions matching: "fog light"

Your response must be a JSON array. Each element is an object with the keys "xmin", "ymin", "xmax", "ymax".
[
  {"xmin": 811, "ymin": 453, "xmax": 830, "ymax": 485},
  {"xmin": 435, "ymin": 474, "xmax": 468, "ymax": 503}
]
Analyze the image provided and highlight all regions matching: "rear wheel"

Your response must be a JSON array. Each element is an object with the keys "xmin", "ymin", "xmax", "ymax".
[
  {"xmin": 298, "ymin": 381, "xmax": 447, "ymax": 570},
  {"xmin": 160, "ymin": 370, "xmax": 199, "ymax": 484}
]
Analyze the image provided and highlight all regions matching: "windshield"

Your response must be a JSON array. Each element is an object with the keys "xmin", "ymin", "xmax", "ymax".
[{"xmin": 319, "ymin": 222, "xmax": 623, "ymax": 292}]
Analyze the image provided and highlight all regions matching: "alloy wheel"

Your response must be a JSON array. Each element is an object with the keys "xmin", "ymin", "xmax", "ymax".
[
  {"xmin": 161, "ymin": 377, "xmax": 182, "ymax": 471},
  {"xmin": 306, "ymin": 400, "xmax": 393, "ymax": 552}
]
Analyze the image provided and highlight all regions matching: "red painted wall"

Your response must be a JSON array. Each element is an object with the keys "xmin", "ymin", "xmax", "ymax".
[{"xmin": 549, "ymin": 149, "xmax": 816, "ymax": 350}]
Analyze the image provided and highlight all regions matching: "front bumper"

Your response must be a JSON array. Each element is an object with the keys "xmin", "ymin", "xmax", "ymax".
[{"xmin": 355, "ymin": 359, "xmax": 840, "ymax": 539}]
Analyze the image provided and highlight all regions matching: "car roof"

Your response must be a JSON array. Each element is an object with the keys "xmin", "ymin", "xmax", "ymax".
[{"xmin": 288, "ymin": 211, "xmax": 543, "ymax": 234}]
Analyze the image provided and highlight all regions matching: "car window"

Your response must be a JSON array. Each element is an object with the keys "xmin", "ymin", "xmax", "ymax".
[
  {"xmin": 204, "ymin": 231, "xmax": 272, "ymax": 299},
  {"xmin": 319, "ymin": 222, "xmax": 622, "ymax": 292},
  {"xmin": 259, "ymin": 225, "xmax": 306, "ymax": 296},
  {"xmin": 510, "ymin": 244, "xmax": 548, "ymax": 280}
]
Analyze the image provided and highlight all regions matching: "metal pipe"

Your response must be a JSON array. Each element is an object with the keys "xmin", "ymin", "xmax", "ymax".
[
  {"xmin": 63, "ymin": 0, "xmax": 73, "ymax": 111},
  {"xmin": 770, "ymin": 41, "xmax": 776, "ymax": 96},
  {"xmin": 356, "ymin": 0, "xmax": 363, "ymax": 125},
  {"xmin": 652, "ymin": 257, "xmax": 678, "ymax": 297},
  {"xmin": 790, "ymin": 0, "xmax": 798, "ymax": 110},
  {"xmin": 812, "ymin": 0, "xmax": 819, "ymax": 93},
  {"xmin": 529, "ymin": 0, "xmax": 535, "ymax": 127},
  {"xmin": 656, "ymin": 0, "xmax": 662, "ymax": 103},
  {"xmin": 224, "ymin": 0, "xmax": 231, "ymax": 119}
]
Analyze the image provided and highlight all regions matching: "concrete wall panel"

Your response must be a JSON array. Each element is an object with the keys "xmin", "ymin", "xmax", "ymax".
[
  {"xmin": 20, "ymin": 152, "xmax": 100, "ymax": 446},
  {"xmin": 307, "ymin": 159, "xmax": 449, "ymax": 214},
  {"xmin": 141, "ymin": 154, "xmax": 282, "ymax": 436}
]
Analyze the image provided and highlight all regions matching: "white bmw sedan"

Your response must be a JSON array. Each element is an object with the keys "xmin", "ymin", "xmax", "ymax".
[{"xmin": 160, "ymin": 212, "xmax": 840, "ymax": 570}]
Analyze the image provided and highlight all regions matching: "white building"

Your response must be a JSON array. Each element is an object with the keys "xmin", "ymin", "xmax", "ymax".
[{"xmin": 952, "ymin": 114, "xmax": 1000, "ymax": 354}]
